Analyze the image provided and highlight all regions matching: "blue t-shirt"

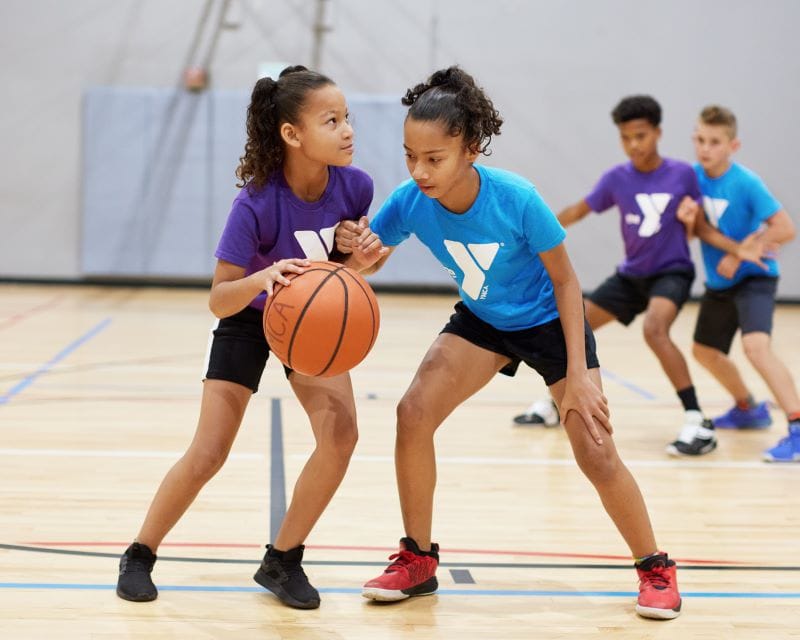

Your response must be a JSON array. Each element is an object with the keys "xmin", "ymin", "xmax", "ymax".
[
  {"xmin": 694, "ymin": 162, "xmax": 781, "ymax": 290},
  {"xmin": 585, "ymin": 158, "xmax": 700, "ymax": 277},
  {"xmin": 215, "ymin": 165, "xmax": 373, "ymax": 310},
  {"xmin": 371, "ymin": 164, "xmax": 566, "ymax": 331}
]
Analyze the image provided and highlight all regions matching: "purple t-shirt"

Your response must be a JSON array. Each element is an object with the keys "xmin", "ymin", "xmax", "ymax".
[
  {"xmin": 585, "ymin": 158, "xmax": 700, "ymax": 277},
  {"xmin": 215, "ymin": 165, "xmax": 373, "ymax": 310}
]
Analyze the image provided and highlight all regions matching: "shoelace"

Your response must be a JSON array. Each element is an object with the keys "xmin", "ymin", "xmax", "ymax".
[
  {"xmin": 385, "ymin": 550, "xmax": 418, "ymax": 573},
  {"xmin": 121, "ymin": 556, "xmax": 153, "ymax": 574},
  {"xmin": 640, "ymin": 564, "xmax": 670, "ymax": 590}
]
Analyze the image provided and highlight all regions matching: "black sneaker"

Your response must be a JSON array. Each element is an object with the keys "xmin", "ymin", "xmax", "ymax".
[
  {"xmin": 117, "ymin": 542, "xmax": 158, "ymax": 602},
  {"xmin": 254, "ymin": 544, "xmax": 320, "ymax": 609},
  {"xmin": 666, "ymin": 413, "xmax": 718, "ymax": 457}
]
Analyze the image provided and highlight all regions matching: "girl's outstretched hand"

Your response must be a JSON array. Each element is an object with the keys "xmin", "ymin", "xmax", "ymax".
[
  {"xmin": 262, "ymin": 258, "xmax": 310, "ymax": 296},
  {"xmin": 335, "ymin": 218, "xmax": 364, "ymax": 254},
  {"xmin": 561, "ymin": 371, "xmax": 612, "ymax": 445}
]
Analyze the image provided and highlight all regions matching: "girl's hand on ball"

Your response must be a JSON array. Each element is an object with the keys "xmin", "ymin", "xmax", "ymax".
[{"xmin": 263, "ymin": 258, "xmax": 310, "ymax": 296}]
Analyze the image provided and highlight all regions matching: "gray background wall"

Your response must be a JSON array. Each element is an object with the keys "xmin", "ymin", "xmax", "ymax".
[{"xmin": 1, "ymin": 0, "xmax": 798, "ymax": 296}]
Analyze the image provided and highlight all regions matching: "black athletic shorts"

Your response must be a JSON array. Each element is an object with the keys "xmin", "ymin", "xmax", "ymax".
[
  {"xmin": 204, "ymin": 306, "xmax": 292, "ymax": 393},
  {"xmin": 589, "ymin": 268, "xmax": 695, "ymax": 326},
  {"xmin": 693, "ymin": 276, "xmax": 778, "ymax": 354},
  {"xmin": 440, "ymin": 301, "xmax": 599, "ymax": 386}
]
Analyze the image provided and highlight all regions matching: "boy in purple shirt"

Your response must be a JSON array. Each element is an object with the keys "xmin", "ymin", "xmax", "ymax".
[{"xmin": 514, "ymin": 96, "xmax": 715, "ymax": 456}]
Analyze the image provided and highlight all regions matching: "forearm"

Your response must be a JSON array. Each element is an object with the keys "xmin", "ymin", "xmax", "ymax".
[
  {"xmin": 209, "ymin": 272, "xmax": 264, "ymax": 318},
  {"xmin": 695, "ymin": 218, "xmax": 741, "ymax": 254},
  {"xmin": 557, "ymin": 200, "xmax": 591, "ymax": 228},
  {"xmin": 759, "ymin": 211, "xmax": 796, "ymax": 245},
  {"xmin": 552, "ymin": 276, "xmax": 588, "ymax": 374}
]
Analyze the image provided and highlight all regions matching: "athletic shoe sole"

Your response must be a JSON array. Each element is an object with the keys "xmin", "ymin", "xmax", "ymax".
[
  {"xmin": 762, "ymin": 453, "xmax": 800, "ymax": 463},
  {"xmin": 253, "ymin": 567, "xmax": 320, "ymax": 609},
  {"xmin": 635, "ymin": 600, "xmax": 682, "ymax": 620},
  {"xmin": 665, "ymin": 439, "xmax": 718, "ymax": 457},
  {"xmin": 116, "ymin": 585, "xmax": 158, "ymax": 602},
  {"xmin": 362, "ymin": 576, "xmax": 438, "ymax": 601}
]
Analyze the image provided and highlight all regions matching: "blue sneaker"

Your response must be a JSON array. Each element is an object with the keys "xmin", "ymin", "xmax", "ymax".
[
  {"xmin": 763, "ymin": 424, "xmax": 800, "ymax": 462},
  {"xmin": 713, "ymin": 401, "xmax": 772, "ymax": 429}
]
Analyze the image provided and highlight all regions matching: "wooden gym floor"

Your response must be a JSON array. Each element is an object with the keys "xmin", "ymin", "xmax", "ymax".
[{"xmin": 1, "ymin": 283, "xmax": 798, "ymax": 639}]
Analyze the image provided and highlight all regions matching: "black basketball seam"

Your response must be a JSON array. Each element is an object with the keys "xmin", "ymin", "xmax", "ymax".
[
  {"xmin": 317, "ymin": 267, "xmax": 349, "ymax": 376},
  {"xmin": 339, "ymin": 268, "xmax": 379, "ymax": 357},
  {"xmin": 284, "ymin": 265, "xmax": 344, "ymax": 371}
]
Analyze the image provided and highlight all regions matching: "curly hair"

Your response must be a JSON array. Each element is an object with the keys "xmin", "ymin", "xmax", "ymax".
[
  {"xmin": 402, "ymin": 66, "xmax": 503, "ymax": 155},
  {"xmin": 611, "ymin": 95, "xmax": 662, "ymax": 127},
  {"xmin": 236, "ymin": 65, "xmax": 334, "ymax": 190}
]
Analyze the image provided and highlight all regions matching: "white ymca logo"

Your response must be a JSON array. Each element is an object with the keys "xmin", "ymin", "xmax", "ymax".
[
  {"xmin": 629, "ymin": 193, "xmax": 672, "ymax": 237},
  {"xmin": 703, "ymin": 196, "xmax": 729, "ymax": 228},
  {"xmin": 294, "ymin": 225, "xmax": 337, "ymax": 260},
  {"xmin": 443, "ymin": 240, "xmax": 500, "ymax": 300}
]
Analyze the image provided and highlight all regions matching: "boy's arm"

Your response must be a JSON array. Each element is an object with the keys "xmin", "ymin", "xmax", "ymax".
[
  {"xmin": 539, "ymin": 243, "xmax": 611, "ymax": 445},
  {"xmin": 694, "ymin": 211, "xmax": 775, "ymax": 269},
  {"xmin": 557, "ymin": 200, "xmax": 592, "ymax": 228},
  {"xmin": 758, "ymin": 209, "xmax": 796, "ymax": 246}
]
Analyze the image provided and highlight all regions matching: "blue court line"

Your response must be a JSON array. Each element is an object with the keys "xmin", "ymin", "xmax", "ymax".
[
  {"xmin": 269, "ymin": 397, "xmax": 286, "ymax": 543},
  {"xmin": 0, "ymin": 317, "xmax": 112, "ymax": 405},
  {"xmin": 1, "ymin": 583, "xmax": 798, "ymax": 598},
  {"xmin": 599, "ymin": 367, "xmax": 657, "ymax": 401}
]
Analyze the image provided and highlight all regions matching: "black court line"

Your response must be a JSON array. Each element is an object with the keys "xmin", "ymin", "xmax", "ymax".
[
  {"xmin": 2, "ymin": 544, "xmax": 798, "ymax": 571},
  {"xmin": 270, "ymin": 397, "xmax": 286, "ymax": 543},
  {"xmin": 450, "ymin": 569, "xmax": 476, "ymax": 584}
]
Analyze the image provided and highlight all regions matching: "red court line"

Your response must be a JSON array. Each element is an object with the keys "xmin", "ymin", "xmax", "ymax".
[
  {"xmin": 23, "ymin": 541, "xmax": 748, "ymax": 565},
  {"xmin": 0, "ymin": 296, "xmax": 62, "ymax": 331}
]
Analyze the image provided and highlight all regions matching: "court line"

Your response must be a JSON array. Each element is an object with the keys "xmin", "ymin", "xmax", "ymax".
[
  {"xmin": 270, "ymin": 397, "xmax": 286, "ymax": 543},
  {"xmin": 0, "ymin": 582, "xmax": 797, "ymax": 598},
  {"xmin": 0, "ymin": 295, "xmax": 62, "ymax": 331},
  {"xmin": 3, "ymin": 544, "xmax": 797, "ymax": 571},
  {"xmin": 0, "ymin": 448, "xmax": 782, "ymax": 470},
  {"xmin": 294, "ymin": 454, "xmax": 784, "ymax": 471},
  {"xmin": 18, "ymin": 541, "xmax": 747, "ymax": 565},
  {"xmin": 0, "ymin": 446, "xmax": 782, "ymax": 470},
  {"xmin": 0, "ymin": 448, "xmax": 263, "ymax": 460},
  {"xmin": 0, "ymin": 317, "xmax": 112, "ymax": 405},
  {"xmin": 599, "ymin": 367, "xmax": 657, "ymax": 400}
]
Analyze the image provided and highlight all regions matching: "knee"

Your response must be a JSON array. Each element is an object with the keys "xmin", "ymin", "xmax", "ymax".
[
  {"xmin": 742, "ymin": 336, "xmax": 770, "ymax": 366},
  {"xmin": 396, "ymin": 394, "xmax": 434, "ymax": 441},
  {"xmin": 185, "ymin": 447, "xmax": 228, "ymax": 483},
  {"xmin": 317, "ymin": 420, "xmax": 358, "ymax": 464},
  {"xmin": 575, "ymin": 447, "xmax": 620, "ymax": 486},
  {"xmin": 692, "ymin": 342, "xmax": 719, "ymax": 366},
  {"xmin": 642, "ymin": 318, "xmax": 669, "ymax": 348}
]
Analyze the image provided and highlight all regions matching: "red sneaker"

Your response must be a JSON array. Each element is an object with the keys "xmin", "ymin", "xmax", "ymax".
[
  {"xmin": 362, "ymin": 537, "xmax": 439, "ymax": 601},
  {"xmin": 635, "ymin": 553, "xmax": 682, "ymax": 619}
]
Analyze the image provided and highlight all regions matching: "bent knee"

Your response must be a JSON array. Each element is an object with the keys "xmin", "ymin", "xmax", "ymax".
[
  {"xmin": 692, "ymin": 341, "xmax": 721, "ymax": 364},
  {"xmin": 575, "ymin": 448, "xmax": 620, "ymax": 485},
  {"xmin": 742, "ymin": 334, "xmax": 771, "ymax": 363},
  {"xmin": 185, "ymin": 448, "xmax": 228, "ymax": 481}
]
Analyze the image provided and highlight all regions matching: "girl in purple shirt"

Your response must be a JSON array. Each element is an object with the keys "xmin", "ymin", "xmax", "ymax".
[{"xmin": 116, "ymin": 66, "xmax": 380, "ymax": 609}]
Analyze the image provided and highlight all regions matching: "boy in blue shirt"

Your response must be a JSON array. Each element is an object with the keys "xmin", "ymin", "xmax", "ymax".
[{"xmin": 681, "ymin": 105, "xmax": 800, "ymax": 461}]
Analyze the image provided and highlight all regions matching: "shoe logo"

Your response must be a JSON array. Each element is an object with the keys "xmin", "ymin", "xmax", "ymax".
[
  {"xmin": 443, "ymin": 239, "xmax": 500, "ymax": 300},
  {"xmin": 632, "ymin": 193, "xmax": 672, "ymax": 238},
  {"xmin": 293, "ymin": 225, "xmax": 338, "ymax": 260},
  {"xmin": 702, "ymin": 196, "xmax": 729, "ymax": 228}
]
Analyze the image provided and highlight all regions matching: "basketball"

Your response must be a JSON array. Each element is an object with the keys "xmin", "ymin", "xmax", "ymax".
[{"xmin": 263, "ymin": 261, "xmax": 380, "ymax": 377}]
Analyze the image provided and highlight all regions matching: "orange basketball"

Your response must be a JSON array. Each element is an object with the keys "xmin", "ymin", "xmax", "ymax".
[{"xmin": 263, "ymin": 261, "xmax": 380, "ymax": 377}]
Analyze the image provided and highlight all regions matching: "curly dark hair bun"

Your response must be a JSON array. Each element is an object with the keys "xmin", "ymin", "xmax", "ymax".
[{"xmin": 403, "ymin": 66, "xmax": 503, "ymax": 155}]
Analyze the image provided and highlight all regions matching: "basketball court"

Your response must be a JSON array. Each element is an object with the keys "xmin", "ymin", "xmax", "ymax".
[{"xmin": 1, "ymin": 283, "xmax": 798, "ymax": 638}]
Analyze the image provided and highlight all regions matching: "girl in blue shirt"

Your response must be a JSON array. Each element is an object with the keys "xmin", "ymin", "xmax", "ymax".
[{"xmin": 337, "ymin": 66, "xmax": 681, "ymax": 620}]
